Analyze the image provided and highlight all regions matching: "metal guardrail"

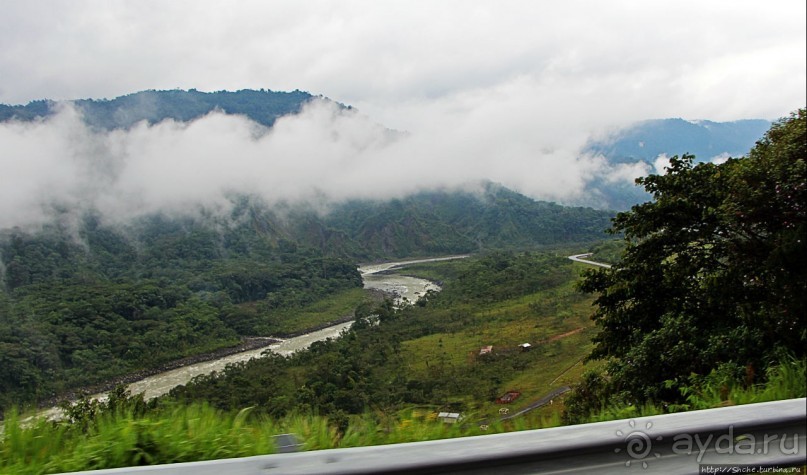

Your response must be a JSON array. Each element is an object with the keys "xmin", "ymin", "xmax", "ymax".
[{"xmin": 65, "ymin": 398, "xmax": 806, "ymax": 474}]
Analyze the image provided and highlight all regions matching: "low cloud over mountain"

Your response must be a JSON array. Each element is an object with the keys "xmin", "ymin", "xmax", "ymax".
[{"xmin": 0, "ymin": 90, "xmax": 775, "ymax": 229}]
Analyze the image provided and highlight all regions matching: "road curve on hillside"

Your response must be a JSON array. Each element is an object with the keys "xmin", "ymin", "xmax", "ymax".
[{"xmin": 567, "ymin": 253, "xmax": 612, "ymax": 269}]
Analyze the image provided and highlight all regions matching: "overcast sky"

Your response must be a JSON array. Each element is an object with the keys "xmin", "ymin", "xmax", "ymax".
[{"xmin": 1, "ymin": 0, "xmax": 805, "ymax": 227}]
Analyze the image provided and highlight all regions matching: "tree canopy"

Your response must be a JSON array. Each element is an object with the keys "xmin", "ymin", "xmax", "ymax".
[{"xmin": 569, "ymin": 109, "xmax": 806, "ymax": 417}]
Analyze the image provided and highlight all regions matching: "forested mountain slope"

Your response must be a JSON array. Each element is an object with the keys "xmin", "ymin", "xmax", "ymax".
[
  {"xmin": 322, "ymin": 183, "xmax": 613, "ymax": 256},
  {"xmin": 0, "ymin": 210, "xmax": 363, "ymax": 411}
]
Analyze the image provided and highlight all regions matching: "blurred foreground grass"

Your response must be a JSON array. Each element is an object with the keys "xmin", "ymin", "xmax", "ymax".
[{"xmin": 2, "ymin": 356, "xmax": 803, "ymax": 475}]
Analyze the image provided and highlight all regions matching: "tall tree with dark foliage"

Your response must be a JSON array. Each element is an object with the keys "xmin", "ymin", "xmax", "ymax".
[{"xmin": 568, "ymin": 109, "xmax": 806, "ymax": 419}]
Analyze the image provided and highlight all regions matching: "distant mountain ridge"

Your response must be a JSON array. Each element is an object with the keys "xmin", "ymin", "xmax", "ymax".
[
  {"xmin": 0, "ymin": 89, "xmax": 333, "ymax": 129},
  {"xmin": 585, "ymin": 117, "xmax": 771, "ymax": 164},
  {"xmin": 583, "ymin": 117, "xmax": 771, "ymax": 209}
]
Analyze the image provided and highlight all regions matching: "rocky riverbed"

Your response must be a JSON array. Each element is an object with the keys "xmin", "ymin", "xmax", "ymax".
[{"xmin": 35, "ymin": 337, "xmax": 280, "ymax": 411}]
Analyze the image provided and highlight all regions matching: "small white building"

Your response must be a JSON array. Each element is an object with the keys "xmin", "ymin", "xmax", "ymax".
[{"xmin": 437, "ymin": 412, "xmax": 461, "ymax": 424}]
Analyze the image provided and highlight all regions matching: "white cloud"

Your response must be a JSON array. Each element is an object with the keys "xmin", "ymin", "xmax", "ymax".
[
  {"xmin": 602, "ymin": 159, "xmax": 652, "ymax": 185},
  {"xmin": 654, "ymin": 154, "xmax": 672, "ymax": 175},
  {"xmin": 0, "ymin": 0, "xmax": 803, "ymax": 122},
  {"xmin": 709, "ymin": 152, "xmax": 732, "ymax": 165}
]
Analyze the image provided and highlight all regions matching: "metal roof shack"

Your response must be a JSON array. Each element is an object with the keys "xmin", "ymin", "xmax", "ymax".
[
  {"xmin": 437, "ymin": 412, "xmax": 461, "ymax": 424},
  {"xmin": 496, "ymin": 391, "xmax": 521, "ymax": 404}
]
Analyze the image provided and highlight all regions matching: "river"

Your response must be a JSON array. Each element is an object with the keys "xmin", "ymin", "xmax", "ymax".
[
  {"xmin": 359, "ymin": 255, "xmax": 468, "ymax": 305},
  {"xmin": 32, "ymin": 255, "xmax": 467, "ymax": 420}
]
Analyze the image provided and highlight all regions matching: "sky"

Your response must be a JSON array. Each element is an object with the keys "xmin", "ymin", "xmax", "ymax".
[{"xmin": 1, "ymin": 0, "xmax": 805, "ymax": 228}]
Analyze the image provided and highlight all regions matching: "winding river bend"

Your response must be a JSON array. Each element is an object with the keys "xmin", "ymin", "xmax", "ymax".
[
  {"xmin": 360, "ymin": 255, "xmax": 468, "ymax": 305},
  {"xmin": 34, "ymin": 255, "xmax": 468, "ymax": 419}
]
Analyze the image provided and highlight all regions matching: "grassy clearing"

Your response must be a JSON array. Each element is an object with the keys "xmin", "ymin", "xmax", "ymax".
[
  {"xmin": 238, "ymin": 287, "xmax": 375, "ymax": 335},
  {"xmin": 500, "ymin": 329, "xmax": 597, "ymax": 391},
  {"xmin": 271, "ymin": 288, "xmax": 374, "ymax": 334},
  {"xmin": 392, "ymin": 259, "xmax": 469, "ymax": 283},
  {"xmin": 400, "ymin": 262, "xmax": 599, "ymax": 420}
]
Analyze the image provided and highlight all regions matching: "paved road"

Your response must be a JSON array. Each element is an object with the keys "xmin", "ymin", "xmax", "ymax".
[
  {"xmin": 498, "ymin": 386, "xmax": 571, "ymax": 421},
  {"xmin": 567, "ymin": 253, "xmax": 612, "ymax": 268}
]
